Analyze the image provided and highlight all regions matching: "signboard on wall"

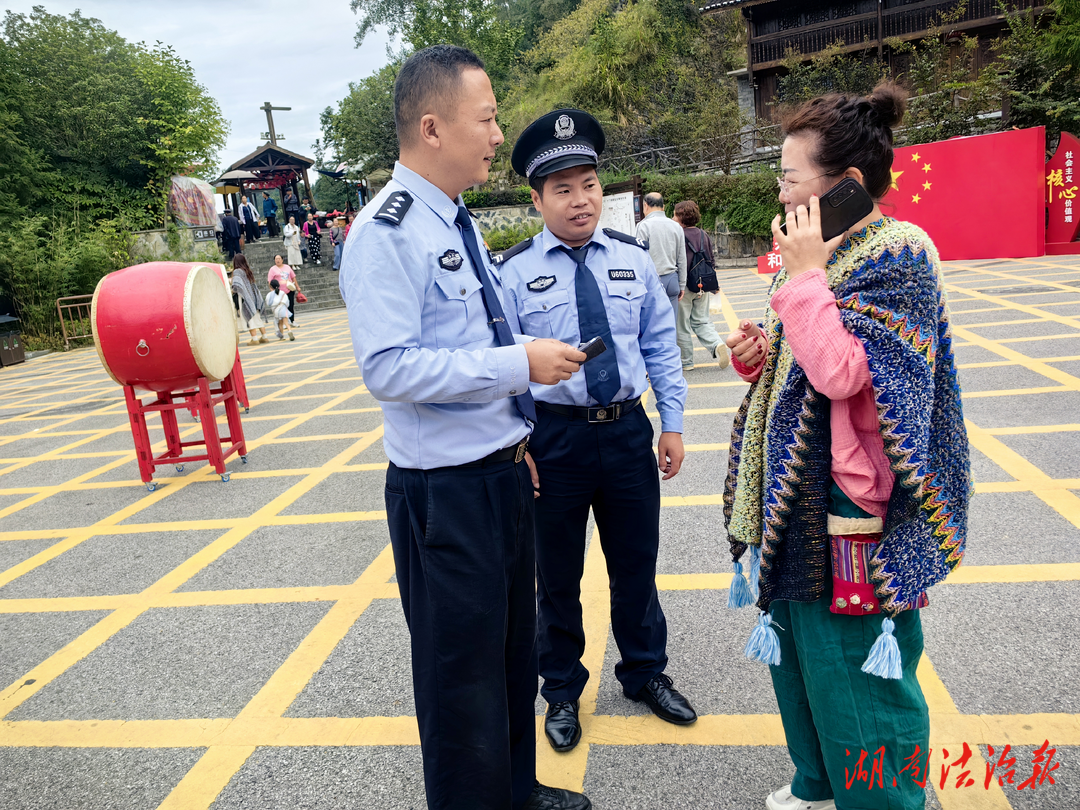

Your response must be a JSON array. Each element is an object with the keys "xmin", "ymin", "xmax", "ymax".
[
  {"xmin": 599, "ymin": 191, "xmax": 636, "ymax": 235},
  {"xmin": 1046, "ymin": 131, "xmax": 1080, "ymax": 254}
]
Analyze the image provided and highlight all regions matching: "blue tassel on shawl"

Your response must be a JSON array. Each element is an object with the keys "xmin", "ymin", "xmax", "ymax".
[
  {"xmin": 749, "ymin": 544, "xmax": 761, "ymax": 600},
  {"xmin": 861, "ymin": 617, "xmax": 903, "ymax": 679},
  {"xmin": 744, "ymin": 610, "xmax": 781, "ymax": 666},
  {"xmin": 727, "ymin": 560, "xmax": 753, "ymax": 608}
]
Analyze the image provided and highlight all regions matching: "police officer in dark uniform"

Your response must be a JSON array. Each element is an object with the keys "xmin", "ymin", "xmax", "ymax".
[
  {"xmin": 494, "ymin": 109, "xmax": 697, "ymax": 754},
  {"xmin": 340, "ymin": 50, "xmax": 590, "ymax": 810}
]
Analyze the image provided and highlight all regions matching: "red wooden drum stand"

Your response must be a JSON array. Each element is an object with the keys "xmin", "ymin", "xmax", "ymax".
[
  {"xmin": 92, "ymin": 261, "xmax": 251, "ymax": 490},
  {"xmin": 125, "ymin": 367, "xmax": 248, "ymax": 492}
]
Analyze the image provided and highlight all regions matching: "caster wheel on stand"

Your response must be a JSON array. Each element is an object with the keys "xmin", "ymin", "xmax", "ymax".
[
  {"xmin": 175, "ymin": 465, "xmax": 184, "ymax": 473},
  {"xmin": 220, "ymin": 473, "xmax": 231, "ymax": 483},
  {"xmin": 240, "ymin": 456, "xmax": 248, "ymax": 464},
  {"xmin": 145, "ymin": 482, "xmax": 157, "ymax": 492}
]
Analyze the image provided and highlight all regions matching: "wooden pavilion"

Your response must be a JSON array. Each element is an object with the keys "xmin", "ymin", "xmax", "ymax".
[{"xmin": 215, "ymin": 143, "xmax": 315, "ymax": 215}]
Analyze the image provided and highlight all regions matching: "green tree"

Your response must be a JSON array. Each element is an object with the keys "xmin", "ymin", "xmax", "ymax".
[
  {"xmin": 505, "ymin": 0, "xmax": 583, "ymax": 51},
  {"xmin": 997, "ymin": 0, "xmax": 1080, "ymax": 155},
  {"xmin": 349, "ymin": 0, "xmax": 522, "ymax": 91},
  {"xmin": 776, "ymin": 41, "xmax": 889, "ymax": 107},
  {"xmin": 500, "ymin": 0, "xmax": 745, "ymax": 176},
  {"xmin": 0, "ymin": 7, "xmax": 227, "ymax": 228},
  {"xmin": 320, "ymin": 61, "xmax": 400, "ymax": 175},
  {"xmin": 889, "ymin": 4, "xmax": 1002, "ymax": 146},
  {"xmin": 133, "ymin": 44, "xmax": 229, "ymax": 225}
]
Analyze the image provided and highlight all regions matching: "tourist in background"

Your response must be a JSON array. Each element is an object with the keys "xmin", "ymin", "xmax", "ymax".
[
  {"xmin": 239, "ymin": 195, "xmax": 261, "ymax": 243},
  {"xmin": 303, "ymin": 212, "xmax": 323, "ymax": 265},
  {"xmin": 635, "ymin": 192, "xmax": 686, "ymax": 322},
  {"xmin": 330, "ymin": 216, "xmax": 346, "ymax": 271},
  {"xmin": 283, "ymin": 188, "xmax": 302, "ymax": 227},
  {"xmin": 262, "ymin": 191, "xmax": 279, "ymax": 237},
  {"xmin": 268, "ymin": 254, "xmax": 302, "ymax": 326},
  {"xmin": 265, "ymin": 278, "xmax": 294, "ymax": 341},
  {"xmin": 282, "ymin": 215, "xmax": 304, "ymax": 266},
  {"xmin": 220, "ymin": 209, "xmax": 242, "ymax": 259},
  {"xmin": 231, "ymin": 253, "xmax": 268, "ymax": 345},
  {"xmin": 723, "ymin": 83, "xmax": 969, "ymax": 810},
  {"xmin": 673, "ymin": 200, "xmax": 728, "ymax": 371}
]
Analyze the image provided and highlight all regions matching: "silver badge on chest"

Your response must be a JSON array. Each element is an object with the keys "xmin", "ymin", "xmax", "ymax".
[
  {"xmin": 554, "ymin": 114, "xmax": 576, "ymax": 140},
  {"xmin": 439, "ymin": 249, "xmax": 464, "ymax": 271}
]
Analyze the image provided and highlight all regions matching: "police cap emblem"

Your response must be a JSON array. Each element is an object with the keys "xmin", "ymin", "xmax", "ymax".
[
  {"xmin": 554, "ymin": 114, "xmax": 576, "ymax": 140},
  {"xmin": 439, "ymin": 249, "xmax": 464, "ymax": 271}
]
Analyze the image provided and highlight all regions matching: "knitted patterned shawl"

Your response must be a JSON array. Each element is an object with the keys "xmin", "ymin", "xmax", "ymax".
[{"xmin": 723, "ymin": 218, "xmax": 970, "ymax": 615}]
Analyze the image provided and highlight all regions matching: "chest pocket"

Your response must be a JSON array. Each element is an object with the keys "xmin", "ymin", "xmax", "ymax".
[
  {"xmin": 434, "ymin": 272, "xmax": 489, "ymax": 348},
  {"xmin": 604, "ymin": 280, "xmax": 649, "ymax": 335},
  {"xmin": 519, "ymin": 289, "xmax": 572, "ymax": 341}
]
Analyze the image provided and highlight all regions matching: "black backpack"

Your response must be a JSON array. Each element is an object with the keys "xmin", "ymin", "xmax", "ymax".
[{"xmin": 685, "ymin": 229, "xmax": 719, "ymax": 294}]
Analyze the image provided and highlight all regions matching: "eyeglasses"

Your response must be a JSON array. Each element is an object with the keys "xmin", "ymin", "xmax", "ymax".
[{"xmin": 776, "ymin": 172, "xmax": 835, "ymax": 194}]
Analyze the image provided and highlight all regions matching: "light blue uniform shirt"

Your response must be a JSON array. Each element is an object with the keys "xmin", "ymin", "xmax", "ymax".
[
  {"xmin": 498, "ymin": 226, "xmax": 687, "ymax": 434},
  {"xmin": 339, "ymin": 163, "xmax": 532, "ymax": 469}
]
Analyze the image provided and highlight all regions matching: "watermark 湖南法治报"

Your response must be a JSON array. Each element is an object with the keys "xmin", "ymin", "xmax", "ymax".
[{"xmin": 844, "ymin": 741, "xmax": 1060, "ymax": 792}]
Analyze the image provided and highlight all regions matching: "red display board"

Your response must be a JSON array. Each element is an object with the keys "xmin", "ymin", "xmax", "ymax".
[
  {"xmin": 1046, "ymin": 131, "xmax": 1080, "ymax": 255},
  {"xmin": 882, "ymin": 128, "xmax": 1046, "ymax": 260}
]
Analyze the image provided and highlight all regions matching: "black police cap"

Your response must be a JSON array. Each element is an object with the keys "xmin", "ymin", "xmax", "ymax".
[{"xmin": 511, "ymin": 109, "xmax": 606, "ymax": 180}]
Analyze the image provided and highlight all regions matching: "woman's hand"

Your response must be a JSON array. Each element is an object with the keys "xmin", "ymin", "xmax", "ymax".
[
  {"xmin": 725, "ymin": 320, "xmax": 767, "ymax": 367},
  {"xmin": 771, "ymin": 195, "xmax": 847, "ymax": 278}
]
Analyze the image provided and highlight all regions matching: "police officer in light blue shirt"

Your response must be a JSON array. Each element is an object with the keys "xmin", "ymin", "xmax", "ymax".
[
  {"xmin": 339, "ymin": 48, "xmax": 591, "ymax": 810},
  {"xmin": 494, "ymin": 109, "xmax": 697, "ymax": 756}
]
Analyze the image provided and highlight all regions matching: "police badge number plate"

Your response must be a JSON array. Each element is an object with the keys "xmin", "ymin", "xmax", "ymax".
[
  {"xmin": 527, "ymin": 275, "xmax": 557, "ymax": 292},
  {"xmin": 608, "ymin": 269, "xmax": 636, "ymax": 281},
  {"xmin": 439, "ymin": 249, "xmax": 464, "ymax": 271}
]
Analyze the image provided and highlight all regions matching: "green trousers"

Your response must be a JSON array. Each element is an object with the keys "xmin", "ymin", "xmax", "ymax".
[{"xmin": 769, "ymin": 598, "xmax": 929, "ymax": 810}]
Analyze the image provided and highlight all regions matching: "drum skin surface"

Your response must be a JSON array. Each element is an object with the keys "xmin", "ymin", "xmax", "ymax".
[{"xmin": 93, "ymin": 262, "xmax": 237, "ymax": 392}]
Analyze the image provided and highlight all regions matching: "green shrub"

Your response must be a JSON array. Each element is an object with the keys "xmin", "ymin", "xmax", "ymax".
[
  {"xmin": 0, "ymin": 216, "xmax": 132, "ymax": 341},
  {"xmin": 463, "ymin": 186, "xmax": 533, "ymax": 208},
  {"xmin": 641, "ymin": 170, "xmax": 781, "ymax": 238},
  {"xmin": 483, "ymin": 221, "xmax": 544, "ymax": 252}
]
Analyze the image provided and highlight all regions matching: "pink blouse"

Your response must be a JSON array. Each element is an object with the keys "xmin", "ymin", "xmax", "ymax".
[{"xmin": 732, "ymin": 269, "xmax": 892, "ymax": 517}]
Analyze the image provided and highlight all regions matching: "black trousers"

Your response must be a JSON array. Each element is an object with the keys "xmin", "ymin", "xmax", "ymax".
[
  {"xmin": 385, "ymin": 458, "xmax": 537, "ymax": 810},
  {"xmin": 243, "ymin": 217, "xmax": 259, "ymax": 242},
  {"xmin": 286, "ymin": 289, "xmax": 296, "ymax": 323},
  {"xmin": 530, "ymin": 403, "xmax": 668, "ymax": 703},
  {"xmin": 265, "ymin": 215, "xmax": 278, "ymax": 237}
]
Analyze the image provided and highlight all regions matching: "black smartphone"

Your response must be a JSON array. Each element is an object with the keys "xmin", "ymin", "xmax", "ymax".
[
  {"xmin": 779, "ymin": 177, "xmax": 874, "ymax": 241},
  {"xmin": 577, "ymin": 336, "xmax": 607, "ymax": 362}
]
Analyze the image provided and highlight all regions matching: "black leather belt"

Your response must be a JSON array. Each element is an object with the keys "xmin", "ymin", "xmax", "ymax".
[
  {"xmin": 459, "ymin": 438, "xmax": 529, "ymax": 468},
  {"xmin": 535, "ymin": 396, "xmax": 641, "ymax": 423}
]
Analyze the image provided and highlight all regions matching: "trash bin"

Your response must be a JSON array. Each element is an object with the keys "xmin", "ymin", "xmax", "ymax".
[{"xmin": 0, "ymin": 315, "xmax": 25, "ymax": 367}]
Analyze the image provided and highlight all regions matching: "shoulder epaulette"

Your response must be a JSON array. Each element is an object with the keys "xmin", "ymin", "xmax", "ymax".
[
  {"xmin": 373, "ymin": 191, "xmax": 413, "ymax": 225},
  {"xmin": 604, "ymin": 227, "xmax": 648, "ymax": 250},
  {"xmin": 490, "ymin": 237, "xmax": 534, "ymax": 265}
]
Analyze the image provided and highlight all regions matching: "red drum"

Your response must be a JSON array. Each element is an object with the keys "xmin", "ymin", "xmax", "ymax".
[{"xmin": 93, "ymin": 262, "xmax": 237, "ymax": 392}]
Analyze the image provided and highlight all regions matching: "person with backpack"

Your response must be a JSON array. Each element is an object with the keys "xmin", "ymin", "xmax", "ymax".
[{"xmin": 673, "ymin": 200, "xmax": 728, "ymax": 370}]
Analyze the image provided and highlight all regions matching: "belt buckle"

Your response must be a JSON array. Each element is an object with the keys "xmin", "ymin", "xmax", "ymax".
[
  {"xmin": 588, "ymin": 405, "xmax": 616, "ymax": 423},
  {"xmin": 514, "ymin": 439, "xmax": 528, "ymax": 463}
]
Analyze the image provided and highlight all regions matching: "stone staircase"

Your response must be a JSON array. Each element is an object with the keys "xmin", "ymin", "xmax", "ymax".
[{"xmin": 239, "ymin": 233, "xmax": 345, "ymax": 313}]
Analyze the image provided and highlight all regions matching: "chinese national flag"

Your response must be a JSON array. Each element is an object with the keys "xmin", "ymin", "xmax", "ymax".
[{"xmin": 881, "ymin": 127, "xmax": 1045, "ymax": 260}]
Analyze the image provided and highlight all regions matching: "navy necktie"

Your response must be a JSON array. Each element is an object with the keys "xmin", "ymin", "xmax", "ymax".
[
  {"xmin": 454, "ymin": 206, "xmax": 536, "ymax": 424},
  {"xmin": 564, "ymin": 244, "xmax": 622, "ymax": 407}
]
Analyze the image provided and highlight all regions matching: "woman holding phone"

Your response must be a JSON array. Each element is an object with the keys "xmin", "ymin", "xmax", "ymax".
[{"xmin": 722, "ymin": 83, "xmax": 970, "ymax": 810}]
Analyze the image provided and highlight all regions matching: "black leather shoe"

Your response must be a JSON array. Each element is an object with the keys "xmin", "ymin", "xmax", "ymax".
[
  {"xmin": 522, "ymin": 781, "xmax": 592, "ymax": 810},
  {"xmin": 544, "ymin": 700, "xmax": 581, "ymax": 752},
  {"xmin": 625, "ymin": 672, "xmax": 697, "ymax": 725}
]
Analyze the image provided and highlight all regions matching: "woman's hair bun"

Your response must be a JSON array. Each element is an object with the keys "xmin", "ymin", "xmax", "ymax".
[{"xmin": 868, "ymin": 82, "xmax": 908, "ymax": 129}]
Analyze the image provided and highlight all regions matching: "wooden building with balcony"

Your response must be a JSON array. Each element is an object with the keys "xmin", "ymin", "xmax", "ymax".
[{"xmin": 704, "ymin": 0, "xmax": 1046, "ymax": 122}]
